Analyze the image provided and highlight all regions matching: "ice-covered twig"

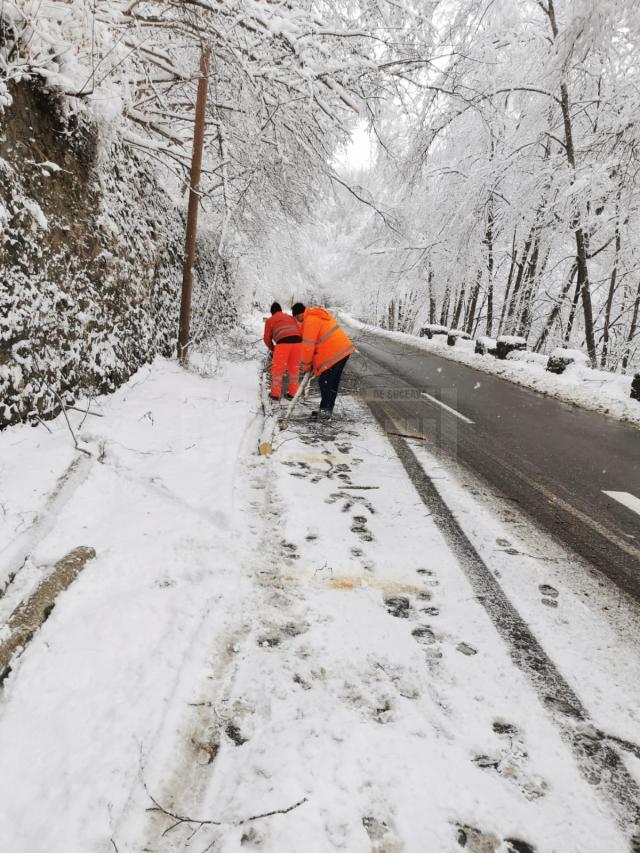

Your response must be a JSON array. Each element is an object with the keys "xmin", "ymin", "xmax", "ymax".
[
  {"xmin": 146, "ymin": 791, "xmax": 308, "ymax": 832},
  {"xmin": 68, "ymin": 405, "xmax": 104, "ymax": 419},
  {"xmin": 56, "ymin": 393, "xmax": 92, "ymax": 456}
]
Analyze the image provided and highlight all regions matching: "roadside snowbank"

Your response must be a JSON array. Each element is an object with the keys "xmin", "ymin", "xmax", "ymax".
[
  {"xmin": 0, "ymin": 350, "xmax": 263, "ymax": 852},
  {"xmin": 340, "ymin": 314, "xmax": 640, "ymax": 428}
]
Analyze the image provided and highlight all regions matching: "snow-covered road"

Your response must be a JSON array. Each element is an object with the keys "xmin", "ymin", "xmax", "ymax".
[
  {"xmin": 0, "ymin": 336, "xmax": 639, "ymax": 852},
  {"xmin": 344, "ymin": 324, "xmax": 640, "ymax": 602}
]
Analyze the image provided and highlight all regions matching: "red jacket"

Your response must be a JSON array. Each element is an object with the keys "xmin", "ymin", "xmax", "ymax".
[{"xmin": 263, "ymin": 311, "xmax": 302, "ymax": 352}]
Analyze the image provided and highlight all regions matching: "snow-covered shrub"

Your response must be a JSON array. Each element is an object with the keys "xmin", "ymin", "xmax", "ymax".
[
  {"xmin": 475, "ymin": 336, "xmax": 497, "ymax": 356},
  {"xmin": 496, "ymin": 335, "xmax": 527, "ymax": 360},
  {"xmin": 507, "ymin": 350, "xmax": 548, "ymax": 367},
  {"xmin": 447, "ymin": 329, "xmax": 471, "ymax": 347},
  {"xmin": 419, "ymin": 324, "xmax": 448, "ymax": 339},
  {"xmin": 546, "ymin": 348, "xmax": 590, "ymax": 375}
]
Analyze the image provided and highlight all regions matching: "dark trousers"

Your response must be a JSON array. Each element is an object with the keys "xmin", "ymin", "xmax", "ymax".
[{"xmin": 318, "ymin": 356, "xmax": 349, "ymax": 412}]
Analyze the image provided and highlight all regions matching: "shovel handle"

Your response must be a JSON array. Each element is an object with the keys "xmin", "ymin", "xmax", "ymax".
[{"xmin": 280, "ymin": 372, "xmax": 311, "ymax": 430}]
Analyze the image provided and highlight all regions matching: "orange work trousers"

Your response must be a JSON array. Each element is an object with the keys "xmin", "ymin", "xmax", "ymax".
[{"xmin": 271, "ymin": 342, "xmax": 301, "ymax": 398}]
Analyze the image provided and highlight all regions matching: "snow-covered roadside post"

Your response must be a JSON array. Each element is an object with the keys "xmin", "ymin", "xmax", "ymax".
[{"xmin": 178, "ymin": 45, "xmax": 211, "ymax": 365}]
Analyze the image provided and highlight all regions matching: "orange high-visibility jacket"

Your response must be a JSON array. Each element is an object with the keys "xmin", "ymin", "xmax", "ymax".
[
  {"xmin": 299, "ymin": 307, "xmax": 355, "ymax": 376},
  {"xmin": 263, "ymin": 311, "xmax": 302, "ymax": 352}
]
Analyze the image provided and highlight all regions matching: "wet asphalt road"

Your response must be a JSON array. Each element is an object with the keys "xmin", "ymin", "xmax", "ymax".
[{"xmin": 345, "ymin": 325, "xmax": 640, "ymax": 602}]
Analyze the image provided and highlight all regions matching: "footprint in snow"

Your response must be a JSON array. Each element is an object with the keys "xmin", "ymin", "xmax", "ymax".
[
  {"xmin": 280, "ymin": 540, "xmax": 299, "ymax": 559},
  {"xmin": 225, "ymin": 722, "xmax": 248, "ymax": 746},
  {"xmin": 539, "ymin": 584, "xmax": 559, "ymax": 608},
  {"xmin": 339, "ymin": 678, "xmax": 395, "ymax": 724},
  {"xmin": 492, "ymin": 720, "xmax": 518, "ymax": 735},
  {"xmin": 281, "ymin": 621, "xmax": 308, "ymax": 637},
  {"xmin": 191, "ymin": 734, "xmax": 219, "ymax": 765},
  {"xmin": 373, "ymin": 697, "xmax": 394, "ymax": 724},
  {"xmin": 412, "ymin": 624, "xmax": 437, "ymax": 644},
  {"xmin": 504, "ymin": 841, "xmax": 536, "ymax": 853},
  {"xmin": 257, "ymin": 619, "xmax": 307, "ymax": 649},
  {"xmin": 472, "ymin": 721, "xmax": 548, "ymax": 801},
  {"xmin": 325, "ymin": 491, "xmax": 374, "ymax": 514},
  {"xmin": 300, "ymin": 434, "xmax": 320, "ymax": 445},
  {"xmin": 240, "ymin": 826, "xmax": 263, "ymax": 846},
  {"xmin": 351, "ymin": 515, "xmax": 374, "ymax": 542},
  {"xmin": 362, "ymin": 816, "xmax": 403, "ymax": 852},
  {"xmin": 456, "ymin": 823, "xmax": 535, "ymax": 853},
  {"xmin": 384, "ymin": 595, "xmax": 412, "ymax": 618},
  {"xmin": 407, "ymin": 616, "xmax": 444, "ymax": 664}
]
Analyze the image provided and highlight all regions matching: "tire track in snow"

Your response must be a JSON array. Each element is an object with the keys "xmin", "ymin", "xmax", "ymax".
[
  {"xmin": 131, "ymin": 615, "xmax": 257, "ymax": 853},
  {"xmin": 114, "ymin": 413, "xmax": 270, "ymax": 852},
  {"xmin": 367, "ymin": 400, "xmax": 640, "ymax": 848},
  {"xmin": 123, "ymin": 436, "xmax": 311, "ymax": 852}
]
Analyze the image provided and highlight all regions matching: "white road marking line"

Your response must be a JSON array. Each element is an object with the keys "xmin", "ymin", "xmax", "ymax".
[
  {"xmin": 420, "ymin": 392, "xmax": 474, "ymax": 424},
  {"xmin": 603, "ymin": 491, "xmax": 640, "ymax": 517}
]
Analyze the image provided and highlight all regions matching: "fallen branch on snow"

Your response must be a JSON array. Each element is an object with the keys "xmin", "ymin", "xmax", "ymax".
[
  {"xmin": 386, "ymin": 430, "xmax": 428, "ymax": 442},
  {"xmin": 341, "ymin": 485, "xmax": 380, "ymax": 490},
  {"xmin": 146, "ymin": 792, "xmax": 308, "ymax": 836},
  {"xmin": 31, "ymin": 364, "xmax": 93, "ymax": 455},
  {"xmin": 68, "ymin": 405, "xmax": 104, "ymax": 419}
]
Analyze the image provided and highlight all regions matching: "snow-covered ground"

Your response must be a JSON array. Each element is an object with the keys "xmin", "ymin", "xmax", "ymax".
[
  {"xmin": 0, "ymin": 329, "xmax": 639, "ymax": 852},
  {"xmin": 340, "ymin": 315, "xmax": 640, "ymax": 429}
]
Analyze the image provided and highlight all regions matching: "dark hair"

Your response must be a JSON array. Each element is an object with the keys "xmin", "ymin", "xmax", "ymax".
[
  {"xmin": 270, "ymin": 302, "xmax": 282, "ymax": 314},
  {"xmin": 291, "ymin": 302, "xmax": 306, "ymax": 316}
]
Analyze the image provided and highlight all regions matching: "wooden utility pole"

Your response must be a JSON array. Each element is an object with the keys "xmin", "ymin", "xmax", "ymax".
[{"xmin": 178, "ymin": 45, "xmax": 211, "ymax": 365}]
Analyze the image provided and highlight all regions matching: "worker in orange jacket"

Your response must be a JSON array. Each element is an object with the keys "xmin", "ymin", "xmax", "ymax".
[
  {"xmin": 263, "ymin": 302, "xmax": 302, "ymax": 400},
  {"xmin": 292, "ymin": 302, "xmax": 355, "ymax": 420}
]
